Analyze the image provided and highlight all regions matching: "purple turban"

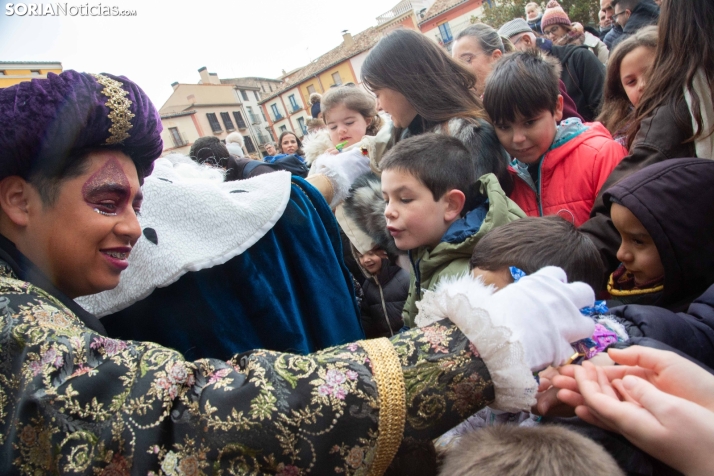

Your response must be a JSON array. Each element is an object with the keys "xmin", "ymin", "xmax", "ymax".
[{"xmin": 0, "ymin": 70, "xmax": 163, "ymax": 181}]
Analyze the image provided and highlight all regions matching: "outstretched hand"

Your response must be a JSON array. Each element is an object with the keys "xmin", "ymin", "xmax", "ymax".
[
  {"xmin": 553, "ymin": 346, "xmax": 714, "ymax": 412},
  {"xmin": 569, "ymin": 360, "xmax": 714, "ymax": 476}
]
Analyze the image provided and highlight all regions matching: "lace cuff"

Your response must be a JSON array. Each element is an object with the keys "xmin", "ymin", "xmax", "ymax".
[{"xmin": 416, "ymin": 277, "xmax": 537, "ymax": 412}]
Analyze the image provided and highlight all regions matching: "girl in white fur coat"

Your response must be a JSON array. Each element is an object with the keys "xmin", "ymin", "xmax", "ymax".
[{"xmin": 304, "ymin": 86, "xmax": 389, "ymax": 208}]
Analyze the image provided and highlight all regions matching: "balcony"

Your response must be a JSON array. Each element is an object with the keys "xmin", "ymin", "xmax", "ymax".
[
  {"xmin": 376, "ymin": 0, "xmax": 414, "ymax": 25},
  {"xmin": 272, "ymin": 113, "xmax": 284, "ymax": 122},
  {"xmin": 255, "ymin": 132, "xmax": 270, "ymax": 145},
  {"xmin": 290, "ymin": 104, "xmax": 302, "ymax": 114},
  {"xmin": 249, "ymin": 113, "xmax": 261, "ymax": 125}
]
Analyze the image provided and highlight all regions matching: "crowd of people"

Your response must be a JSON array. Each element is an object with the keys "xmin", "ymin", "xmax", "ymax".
[{"xmin": 0, "ymin": 0, "xmax": 712, "ymax": 473}]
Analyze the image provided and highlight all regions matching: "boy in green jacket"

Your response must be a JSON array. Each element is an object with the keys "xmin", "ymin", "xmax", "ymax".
[{"xmin": 381, "ymin": 133, "xmax": 525, "ymax": 327}]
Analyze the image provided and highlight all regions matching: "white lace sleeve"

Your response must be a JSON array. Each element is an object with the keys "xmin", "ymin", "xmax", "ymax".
[{"xmin": 416, "ymin": 275, "xmax": 537, "ymax": 412}]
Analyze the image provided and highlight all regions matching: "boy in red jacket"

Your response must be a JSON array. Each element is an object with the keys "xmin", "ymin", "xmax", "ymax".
[{"xmin": 483, "ymin": 51, "xmax": 626, "ymax": 225}]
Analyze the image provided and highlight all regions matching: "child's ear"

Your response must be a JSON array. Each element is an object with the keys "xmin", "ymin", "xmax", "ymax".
[
  {"xmin": 554, "ymin": 95, "xmax": 564, "ymax": 123},
  {"xmin": 443, "ymin": 189, "xmax": 466, "ymax": 222}
]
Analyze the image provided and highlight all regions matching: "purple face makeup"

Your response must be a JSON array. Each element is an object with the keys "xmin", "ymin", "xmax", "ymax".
[{"xmin": 81, "ymin": 157, "xmax": 132, "ymax": 216}]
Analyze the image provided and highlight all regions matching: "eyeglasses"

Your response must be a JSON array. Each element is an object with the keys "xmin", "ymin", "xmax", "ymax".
[
  {"xmin": 544, "ymin": 26, "xmax": 561, "ymax": 37},
  {"xmin": 612, "ymin": 9, "xmax": 629, "ymax": 21}
]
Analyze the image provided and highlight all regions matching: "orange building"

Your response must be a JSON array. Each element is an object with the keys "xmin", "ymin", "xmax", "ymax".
[
  {"xmin": 258, "ymin": 0, "xmax": 432, "ymax": 142},
  {"xmin": 419, "ymin": 0, "xmax": 486, "ymax": 51},
  {"xmin": 259, "ymin": 29, "xmax": 384, "ymax": 142},
  {"xmin": 0, "ymin": 62, "xmax": 62, "ymax": 88}
]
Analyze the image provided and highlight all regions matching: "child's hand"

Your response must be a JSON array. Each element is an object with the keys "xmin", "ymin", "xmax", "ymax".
[
  {"xmin": 326, "ymin": 147, "xmax": 339, "ymax": 155},
  {"xmin": 572, "ymin": 363, "xmax": 714, "ymax": 476},
  {"xmin": 555, "ymin": 346, "xmax": 714, "ymax": 412},
  {"xmin": 534, "ymin": 368, "xmax": 576, "ymax": 417}
]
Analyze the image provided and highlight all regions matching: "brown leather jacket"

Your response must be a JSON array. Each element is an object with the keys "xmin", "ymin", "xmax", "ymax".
[{"xmin": 581, "ymin": 98, "xmax": 696, "ymax": 280}]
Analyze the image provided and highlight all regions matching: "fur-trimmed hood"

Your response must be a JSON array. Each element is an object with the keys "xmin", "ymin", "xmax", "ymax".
[{"xmin": 343, "ymin": 172, "xmax": 401, "ymax": 256}]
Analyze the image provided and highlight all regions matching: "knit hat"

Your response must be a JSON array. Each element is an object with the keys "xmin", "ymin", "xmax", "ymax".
[
  {"xmin": 0, "ymin": 70, "xmax": 163, "ymax": 181},
  {"xmin": 541, "ymin": 1, "xmax": 572, "ymax": 29},
  {"xmin": 498, "ymin": 18, "xmax": 533, "ymax": 40}
]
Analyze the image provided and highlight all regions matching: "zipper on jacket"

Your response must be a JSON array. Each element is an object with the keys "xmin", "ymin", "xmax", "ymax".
[
  {"xmin": 373, "ymin": 275, "xmax": 394, "ymax": 337},
  {"xmin": 408, "ymin": 250, "xmax": 422, "ymax": 300},
  {"xmin": 536, "ymin": 157, "xmax": 544, "ymax": 217}
]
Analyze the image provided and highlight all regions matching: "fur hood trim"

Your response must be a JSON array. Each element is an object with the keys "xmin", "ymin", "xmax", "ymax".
[
  {"xmin": 343, "ymin": 172, "xmax": 403, "ymax": 257},
  {"xmin": 303, "ymin": 130, "xmax": 334, "ymax": 165}
]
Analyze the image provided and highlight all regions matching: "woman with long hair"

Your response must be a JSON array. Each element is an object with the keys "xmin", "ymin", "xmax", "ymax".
[
  {"xmin": 596, "ymin": 26, "xmax": 658, "ymax": 143},
  {"xmin": 277, "ymin": 130, "xmax": 304, "ymax": 157},
  {"xmin": 582, "ymin": 0, "xmax": 714, "ymax": 275},
  {"xmin": 359, "ymin": 28, "xmax": 510, "ymax": 190}
]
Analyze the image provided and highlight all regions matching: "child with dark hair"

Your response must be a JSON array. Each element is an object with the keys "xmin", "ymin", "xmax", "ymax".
[
  {"xmin": 483, "ymin": 50, "xmax": 626, "ymax": 226},
  {"xmin": 380, "ymin": 133, "xmax": 524, "ymax": 326},
  {"xmin": 354, "ymin": 244, "xmax": 409, "ymax": 338},
  {"xmin": 470, "ymin": 216, "xmax": 604, "ymax": 293},
  {"xmin": 603, "ymin": 158, "xmax": 714, "ymax": 312}
]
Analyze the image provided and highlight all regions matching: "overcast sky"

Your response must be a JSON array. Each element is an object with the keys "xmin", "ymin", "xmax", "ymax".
[{"xmin": 0, "ymin": 0, "xmax": 395, "ymax": 108}]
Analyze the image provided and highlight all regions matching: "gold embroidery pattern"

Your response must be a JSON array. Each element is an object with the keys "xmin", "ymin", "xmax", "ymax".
[
  {"xmin": 91, "ymin": 73, "xmax": 135, "ymax": 144},
  {"xmin": 360, "ymin": 338, "xmax": 406, "ymax": 476}
]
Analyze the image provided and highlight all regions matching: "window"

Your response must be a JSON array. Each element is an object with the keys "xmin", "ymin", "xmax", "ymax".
[
  {"xmin": 288, "ymin": 94, "xmax": 300, "ymax": 112},
  {"xmin": 260, "ymin": 108, "xmax": 266, "ymax": 121},
  {"xmin": 233, "ymin": 111, "xmax": 247, "ymax": 129},
  {"xmin": 279, "ymin": 125, "xmax": 288, "ymax": 132},
  {"xmin": 220, "ymin": 112, "xmax": 235, "ymax": 131},
  {"xmin": 267, "ymin": 128, "xmax": 275, "ymax": 141},
  {"xmin": 206, "ymin": 113, "xmax": 222, "ymax": 133},
  {"xmin": 244, "ymin": 136, "xmax": 256, "ymax": 153},
  {"xmin": 0, "ymin": 71, "xmax": 5, "ymax": 76},
  {"xmin": 438, "ymin": 22, "xmax": 453, "ymax": 43},
  {"xmin": 254, "ymin": 90, "xmax": 260, "ymax": 101},
  {"xmin": 261, "ymin": 84, "xmax": 265, "ymax": 92},
  {"xmin": 307, "ymin": 84, "xmax": 316, "ymax": 94},
  {"xmin": 331, "ymin": 72, "xmax": 342, "ymax": 86},
  {"xmin": 239, "ymin": 90, "xmax": 249, "ymax": 101},
  {"xmin": 297, "ymin": 117, "xmax": 307, "ymax": 135},
  {"xmin": 30, "ymin": 70, "xmax": 41, "ymax": 76},
  {"xmin": 269, "ymin": 83, "xmax": 273, "ymax": 92},
  {"xmin": 271, "ymin": 104, "xmax": 282, "ymax": 120},
  {"xmin": 169, "ymin": 127, "xmax": 186, "ymax": 147}
]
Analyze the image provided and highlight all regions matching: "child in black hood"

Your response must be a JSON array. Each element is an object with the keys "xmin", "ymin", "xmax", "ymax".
[{"xmin": 604, "ymin": 158, "xmax": 714, "ymax": 312}]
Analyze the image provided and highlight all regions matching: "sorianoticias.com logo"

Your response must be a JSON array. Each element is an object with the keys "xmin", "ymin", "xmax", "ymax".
[{"xmin": 5, "ymin": 3, "xmax": 137, "ymax": 16}]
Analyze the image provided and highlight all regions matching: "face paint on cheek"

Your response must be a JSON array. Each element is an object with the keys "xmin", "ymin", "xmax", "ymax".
[{"xmin": 81, "ymin": 157, "xmax": 132, "ymax": 216}]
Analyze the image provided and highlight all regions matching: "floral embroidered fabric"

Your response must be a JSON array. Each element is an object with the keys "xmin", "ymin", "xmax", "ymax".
[{"xmin": 0, "ymin": 260, "xmax": 494, "ymax": 474}]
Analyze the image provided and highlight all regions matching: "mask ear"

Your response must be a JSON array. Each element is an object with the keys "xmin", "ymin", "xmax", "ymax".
[{"xmin": 0, "ymin": 176, "xmax": 34, "ymax": 227}]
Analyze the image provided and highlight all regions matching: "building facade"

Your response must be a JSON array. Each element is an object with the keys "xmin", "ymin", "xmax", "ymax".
[
  {"xmin": 418, "ymin": 0, "xmax": 486, "ymax": 51},
  {"xmin": 0, "ymin": 61, "xmax": 62, "ymax": 88},
  {"xmin": 259, "ymin": 25, "xmax": 401, "ymax": 143},
  {"xmin": 159, "ymin": 68, "xmax": 278, "ymax": 156},
  {"xmin": 221, "ymin": 76, "xmax": 282, "ymax": 149}
]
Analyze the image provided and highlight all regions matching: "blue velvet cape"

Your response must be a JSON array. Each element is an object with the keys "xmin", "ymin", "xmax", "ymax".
[{"xmin": 102, "ymin": 176, "xmax": 364, "ymax": 360}]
